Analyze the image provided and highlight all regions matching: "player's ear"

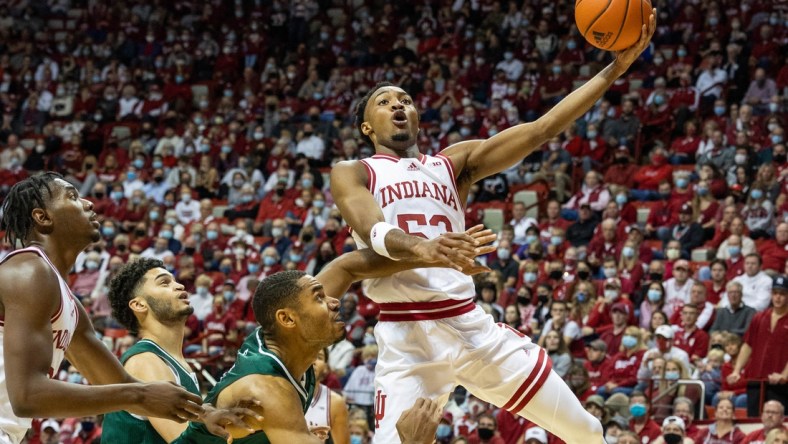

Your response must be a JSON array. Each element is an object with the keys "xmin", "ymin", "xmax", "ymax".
[
  {"xmin": 360, "ymin": 122, "xmax": 373, "ymax": 137},
  {"xmin": 129, "ymin": 297, "xmax": 147, "ymax": 314},
  {"xmin": 275, "ymin": 308, "xmax": 296, "ymax": 329},
  {"xmin": 31, "ymin": 207, "xmax": 53, "ymax": 231}
]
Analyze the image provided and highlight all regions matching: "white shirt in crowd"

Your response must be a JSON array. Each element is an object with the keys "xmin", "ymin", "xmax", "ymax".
[
  {"xmin": 663, "ymin": 277, "xmax": 696, "ymax": 318},
  {"xmin": 731, "ymin": 272, "xmax": 772, "ymax": 311}
]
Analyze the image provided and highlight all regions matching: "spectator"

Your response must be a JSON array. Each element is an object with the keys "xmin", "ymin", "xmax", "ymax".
[
  {"xmin": 694, "ymin": 398, "xmax": 746, "ymax": 444},
  {"xmin": 189, "ymin": 274, "xmax": 214, "ymax": 321},
  {"xmin": 661, "ymin": 203, "xmax": 704, "ymax": 259},
  {"xmin": 344, "ymin": 344, "xmax": 378, "ymax": 426},
  {"xmin": 584, "ymin": 339, "xmax": 612, "ymax": 394},
  {"xmin": 672, "ymin": 303, "xmax": 710, "ymax": 363},
  {"xmin": 529, "ymin": 137, "xmax": 572, "ymax": 202},
  {"xmin": 599, "ymin": 302, "xmax": 630, "ymax": 353},
  {"xmin": 743, "ymin": 68, "xmax": 778, "ymax": 115},
  {"xmin": 490, "ymin": 240, "xmax": 519, "ymax": 290},
  {"xmin": 663, "ymin": 260, "xmax": 695, "ymax": 319},
  {"xmin": 695, "ymin": 52, "xmax": 728, "ymax": 115},
  {"xmin": 742, "ymin": 185, "xmax": 774, "ymax": 240},
  {"xmin": 640, "ymin": 282, "xmax": 666, "ymax": 330},
  {"xmin": 672, "ymin": 397, "xmax": 703, "ymax": 443},
  {"xmin": 742, "ymin": 400, "xmax": 786, "ymax": 444},
  {"xmin": 627, "ymin": 391, "xmax": 662, "ymax": 443},
  {"xmin": 716, "ymin": 217, "xmax": 756, "ymax": 261},
  {"xmin": 731, "ymin": 254, "xmax": 774, "ymax": 312},
  {"xmin": 604, "ymin": 99, "xmax": 640, "ymax": 150},
  {"xmin": 710, "ymin": 281, "xmax": 756, "ymax": 336},
  {"xmin": 640, "ymin": 325, "xmax": 691, "ymax": 379},
  {"xmin": 564, "ymin": 171, "xmax": 610, "ymax": 214},
  {"xmin": 468, "ymin": 413, "xmax": 505, "ymax": 444},
  {"xmin": 652, "ymin": 415, "xmax": 692, "ymax": 444},
  {"xmin": 597, "ymin": 326, "xmax": 646, "ymax": 398},
  {"xmin": 524, "ymin": 427, "xmax": 548, "ymax": 444},
  {"xmin": 759, "ymin": 222, "xmax": 788, "ymax": 274},
  {"xmin": 543, "ymin": 330, "xmax": 571, "ymax": 378},
  {"xmin": 538, "ymin": 300, "xmax": 580, "ymax": 349},
  {"xmin": 566, "ymin": 203, "xmax": 599, "ymax": 247},
  {"xmin": 603, "ymin": 147, "xmax": 638, "ymax": 189},
  {"xmin": 728, "ymin": 276, "xmax": 788, "ymax": 415}
]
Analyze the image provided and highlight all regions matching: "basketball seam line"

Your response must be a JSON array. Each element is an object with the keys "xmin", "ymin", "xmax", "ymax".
[
  {"xmin": 581, "ymin": 0, "xmax": 614, "ymax": 40},
  {"xmin": 608, "ymin": 0, "xmax": 632, "ymax": 50}
]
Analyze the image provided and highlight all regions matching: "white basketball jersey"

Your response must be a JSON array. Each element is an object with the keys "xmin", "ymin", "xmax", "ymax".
[
  {"xmin": 304, "ymin": 383, "xmax": 331, "ymax": 431},
  {"xmin": 0, "ymin": 246, "xmax": 80, "ymax": 443},
  {"xmin": 352, "ymin": 153, "xmax": 475, "ymax": 303}
]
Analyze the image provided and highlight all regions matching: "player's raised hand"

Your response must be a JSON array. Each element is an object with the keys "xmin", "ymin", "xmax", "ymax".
[
  {"xmin": 614, "ymin": 8, "xmax": 656, "ymax": 69},
  {"xmin": 396, "ymin": 398, "xmax": 443, "ymax": 444},
  {"xmin": 127, "ymin": 381, "xmax": 204, "ymax": 423}
]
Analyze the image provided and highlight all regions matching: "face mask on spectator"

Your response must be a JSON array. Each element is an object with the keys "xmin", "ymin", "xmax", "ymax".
[
  {"xmin": 622, "ymin": 246, "xmax": 635, "ymax": 258},
  {"xmin": 497, "ymin": 248, "xmax": 510, "ymax": 260},
  {"xmin": 728, "ymin": 246, "xmax": 741, "ymax": 257},
  {"xmin": 665, "ymin": 370, "xmax": 680, "ymax": 380},
  {"xmin": 263, "ymin": 256, "xmax": 276, "ymax": 267},
  {"xmin": 769, "ymin": 103, "xmax": 779, "ymax": 113},
  {"xmin": 102, "ymin": 227, "xmax": 115, "ymax": 237},
  {"xmin": 160, "ymin": 230, "xmax": 173, "ymax": 240},
  {"xmin": 550, "ymin": 236, "xmax": 562, "ymax": 246},
  {"xmin": 196, "ymin": 287, "xmax": 209, "ymax": 297},
  {"xmin": 576, "ymin": 292, "xmax": 587, "ymax": 303},
  {"xmin": 149, "ymin": 211, "xmax": 159, "ymax": 220},
  {"xmin": 648, "ymin": 289, "xmax": 662, "ymax": 302},
  {"xmin": 622, "ymin": 335, "xmax": 638, "ymax": 349},
  {"xmin": 750, "ymin": 189, "xmax": 763, "ymax": 200},
  {"xmin": 247, "ymin": 263, "xmax": 259, "ymax": 274},
  {"xmin": 524, "ymin": 271, "xmax": 537, "ymax": 283},
  {"xmin": 271, "ymin": 228, "xmax": 284, "ymax": 238},
  {"xmin": 666, "ymin": 249, "xmax": 680, "ymax": 260},
  {"xmin": 85, "ymin": 260, "xmax": 99, "ymax": 271},
  {"xmin": 206, "ymin": 230, "xmax": 219, "ymax": 241},
  {"xmin": 68, "ymin": 372, "xmax": 83, "ymax": 384},
  {"xmin": 714, "ymin": 106, "xmax": 726, "ymax": 116},
  {"xmin": 525, "ymin": 234, "xmax": 538, "ymax": 244},
  {"xmin": 603, "ymin": 267, "xmax": 617, "ymax": 278},
  {"xmin": 675, "ymin": 178, "xmax": 688, "ymax": 189},
  {"xmin": 630, "ymin": 403, "xmax": 647, "ymax": 417}
]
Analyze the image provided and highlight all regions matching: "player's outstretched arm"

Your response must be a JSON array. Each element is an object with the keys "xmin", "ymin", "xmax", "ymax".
[
  {"xmin": 0, "ymin": 255, "xmax": 202, "ymax": 421},
  {"xmin": 210, "ymin": 374, "xmax": 324, "ymax": 443},
  {"xmin": 442, "ymin": 10, "xmax": 657, "ymax": 185},
  {"xmin": 316, "ymin": 225, "xmax": 497, "ymax": 299},
  {"xmin": 331, "ymin": 160, "xmax": 478, "ymax": 271}
]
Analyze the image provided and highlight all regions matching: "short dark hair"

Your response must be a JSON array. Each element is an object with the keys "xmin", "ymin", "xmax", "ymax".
[
  {"xmin": 1, "ymin": 172, "xmax": 63, "ymax": 248},
  {"xmin": 709, "ymin": 259, "xmax": 727, "ymax": 270},
  {"xmin": 253, "ymin": 270, "xmax": 307, "ymax": 335},
  {"xmin": 745, "ymin": 252, "xmax": 762, "ymax": 265},
  {"xmin": 109, "ymin": 258, "xmax": 164, "ymax": 334},
  {"xmin": 353, "ymin": 81, "xmax": 394, "ymax": 147}
]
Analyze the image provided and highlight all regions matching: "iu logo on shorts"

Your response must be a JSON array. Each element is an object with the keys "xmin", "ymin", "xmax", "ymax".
[{"xmin": 374, "ymin": 390, "xmax": 387, "ymax": 429}]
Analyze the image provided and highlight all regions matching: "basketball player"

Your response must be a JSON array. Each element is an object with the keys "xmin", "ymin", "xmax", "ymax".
[
  {"xmin": 0, "ymin": 173, "xmax": 203, "ymax": 444},
  {"xmin": 177, "ymin": 227, "xmax": 494, "ymax": 443},
  {"xmin": 330, "ymin": 13, "xmax": 657, "ymax": 444},
  {"xmin": 305, "ymin": 349, "xmax": 349, "ymax": 444},
  {"xmin": 101, "ymin": 258, "xmax": 264, "ymax": 443}
]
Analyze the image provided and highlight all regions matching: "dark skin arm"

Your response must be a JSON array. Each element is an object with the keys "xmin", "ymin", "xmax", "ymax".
[
  {"xmin": 442, "ymin": 13, "xmax": 657, "ymax": 198},
  {"xmin": 0, "ymin": 254, "xmax": 202, "ymax": 421},
  {"xmin": 316, "ymin": 225, "xmax": 496, "ymax": 299}
]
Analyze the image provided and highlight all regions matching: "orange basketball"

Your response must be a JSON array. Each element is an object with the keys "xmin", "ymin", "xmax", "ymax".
[{"xmin": 575, "ymin": 0, "xmax": 652, "ymax": 51}]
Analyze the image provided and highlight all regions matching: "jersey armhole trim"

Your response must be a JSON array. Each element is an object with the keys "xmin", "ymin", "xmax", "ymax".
[
  {"xmin": 359, "ymin": 160, "xmax": 376, "ymax": 194},
  {"xmin": 435, "ymin": 153, "xmax": 459, "ymax": 200}
]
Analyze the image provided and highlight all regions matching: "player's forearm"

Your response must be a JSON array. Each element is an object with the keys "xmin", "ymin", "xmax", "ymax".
[{"xmin": 10, "ymin": 379, "xmax": 146, "ymax": 418}]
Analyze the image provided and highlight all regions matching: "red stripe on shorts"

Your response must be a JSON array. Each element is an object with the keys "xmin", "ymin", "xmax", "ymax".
[
  {"xmin": 510, "ymin": 352, "xmax": 553, "ymax": 414},
  {"xmin": 501, "ymin": 348, "xmax": 546, "ymax": 411},
  {"xmin": 378, "ymin": 299, "xmax": 475, "ymax": 322}
]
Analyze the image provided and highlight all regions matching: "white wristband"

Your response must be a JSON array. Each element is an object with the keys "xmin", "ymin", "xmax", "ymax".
[{"xmin": 370, "ymin": 222, "xmax": 404, "ymax": 261}]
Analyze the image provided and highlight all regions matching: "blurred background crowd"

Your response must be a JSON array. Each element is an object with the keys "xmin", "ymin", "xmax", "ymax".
[{"xmin": 0, "ymin": 0, "xmax": 787, "ymax": 443}]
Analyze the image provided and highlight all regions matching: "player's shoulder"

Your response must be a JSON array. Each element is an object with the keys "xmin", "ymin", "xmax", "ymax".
[
  {"xmin": 124, "ymin": 350, "xmax": 179, "ymax": 383},
  {"xmin": 0, "ymin": 250, "xmax": 59, "ymax": 294},
  {"xmin": 330, "ymin": 160, "xmax": 369, "ymax": 185}
]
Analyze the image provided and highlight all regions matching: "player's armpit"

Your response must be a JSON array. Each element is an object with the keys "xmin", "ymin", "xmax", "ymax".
[{"xmin": 216, "ymin": 375, "xmax": 322, "ymax": 444}]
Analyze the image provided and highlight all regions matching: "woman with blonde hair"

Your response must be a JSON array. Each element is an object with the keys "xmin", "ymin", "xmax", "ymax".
[
  {"xmin": 766, "ymin": 428, "xmax": 788, "ymax": 444},
  {"xmin": 570, "ymin": 280, "xmax": 596, "ymax": 326},
  {"xmin": 597, "ymin": 326, "xmax": 647, "ymax": 398},
  {"xmin": 618, "ymin": 239, "xmax": 644, "ymax": 295},
  {"xmin": 693, "ymin": 178, "xmax": 721, "ymax": 242}
]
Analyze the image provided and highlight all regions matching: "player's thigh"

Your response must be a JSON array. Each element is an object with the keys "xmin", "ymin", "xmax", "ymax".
[
  {"xmin": 454, "ymin": 321, "xmax": 550, "ymax": 414},
  {"xmin": 371, "ymin": 363, "xmax": 454, "ymax": 444}
]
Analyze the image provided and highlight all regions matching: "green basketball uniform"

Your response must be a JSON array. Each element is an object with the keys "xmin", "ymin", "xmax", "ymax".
[
  {"xmin": 176, "ymin": 329, "xmax": 316, "ymax": 444},
  {"xmin": 102, "ymin": 339, "xmax": 200, "ymax": 444}
]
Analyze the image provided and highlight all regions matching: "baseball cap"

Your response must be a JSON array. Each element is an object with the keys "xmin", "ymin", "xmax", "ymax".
[
  {"xmin": 611, "ymin": 302, "xmax": 629, "ymax": 315},
  {"xmin": 655, "ymin": 325, "xmax": 675, "ymax": 339},
  {"xmin": 524, "ymin": 427, "xmax": 548, "ymax": 444},
  {"xmin": 441, "ymin": 411, "xmax": 453, "ymax": 424},
  {"xmin": 587, "ymin": 339, "xmax": 607, "ymax": 352},
  {"xmin": 606, "ymin": 415, "xmax": 628, "ymax": 430},
  {"xmin": 585, "ymin": 395, "xmax": 605, "ymax": 409},
  {"xmin": 773, "ymin": 275, "xmax": 788, "ymax": 293},
  {"xmin": 626, "ymin": 224, "xmax": 643, "ymax": 234},
  {"xmin": 662, "ymin": 416, "xmax": 686, "ymax": 432},
  {"xmin": 605, "ymin": 277, "xmax": 621, "ymax": 289},
  {"xmin": 41, "ymin": 419, "xmax": 60, "ymax": 433},
  {"xmin": 679, "ymin": 203, "xmax": 693, "ymax": 214},
  {"xmin": 223, "ymin": 279, "xmax": 236, "ymax": 288}
]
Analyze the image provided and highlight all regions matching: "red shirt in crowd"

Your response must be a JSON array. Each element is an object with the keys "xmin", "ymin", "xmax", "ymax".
[
  {"xmin": 629, "ymin": 417, "xmax": 662, "ymax": 444},
  {"xmin": 584, "ymin": 356, "xmax": 613, "ymax": 393},
  {"xmin": 633, "ymin": 163, "xmax": 673, "ymax": 190},
  {"xmin": 608, "ymin": 349, "xmax": 645, "ymax": 388},
  {"xmin": 758, "ymin": 239, "xmax": 788, "ymax": 273},
  {"xmin": 673, "ymin": 327, "xmax": 710, "ymax": 359},
  {"xmin": 742, "ymin": 426, "xmax": 788, "ymax": 444},
  {"xmin": 743, "ymin": 308, "xmax": 788, "ymax": 378}
]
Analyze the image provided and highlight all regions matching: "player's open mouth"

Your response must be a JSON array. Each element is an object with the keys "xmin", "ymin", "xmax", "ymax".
[
  {"xmin": 179, "ymin": 292, "xmax": 190, "ymax": 302},
  {"xmin": 392, "ymin": 110, "xmax": 408, "ymax": 127}
]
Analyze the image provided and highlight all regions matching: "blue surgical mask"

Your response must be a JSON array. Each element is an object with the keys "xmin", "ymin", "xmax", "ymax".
[
  {"xmin": 149, "ymin": 211, "xmax": 159, "ymax": 220},
  {"xmin": 587, "ymin": 130, "xmax": 597, "ymax": 138},
  {"xmin": 697, "ymin": 187, "xmax": 709, "ymax": 196},
  {"xmin": 676, "ymin": 178, "xmax": 688, "ymax": 189},
  {"xmin": 263, "ymin": 256, "xmax": 276, "ymax": 267},
  {"xmin": 524, "ymin": 272, "xmax": 537, "ymax": 283},
  {"xmin": 677, "ymin": 48, "xmax": 687, "ymax": 57},
  {"xmin": 771, "ymin": 135, "xmax": 783, "ymax": 145},
  {"xmin": 525, "ymin": 234, "xmax": 538, "ymax": 244},
  {"xmin": 497, "ymin": 248, "xmax": 511, "ymax": 260},
  {"xmin": 152, "ymin": 160, "xmax": 163, "ymax": 169},
  {"xmin": 750, "ymin": 189, "xmax": 763, "ymax": 200},
  {"xmin": 241, "ymin": 195, "xmax": 253, "ymax": 203},
  {"xmin": 221, "ymin": 145, "xmax": 232, "ymax": 154},
  {"xmin": 728, "ymin": 246, "xmax": 741, "ymax": 257},
  {"xmin": 622, "ymin": 335, "xmax": 637, "ymax": 349},
  {"xmin": 85, "ymin": 260, "xmax": 99, "ymax": 271},
  {"xmin": 313, "ymin": 200, "xmax": 325, "ymax": 209},
  {"xmin": 576, "ymin": 292, "xmax": 587, "ymax": 303},
  {"xmin": 301, "ymin": 179, "xmax": 313, "ymax": 188},
  {"xmin": 350, "ymin": 435, "xmax": 363, "ymax": 444},
  {"xmin": 68, "ymin": 372, "xmax": 83, "ymax": 384},
  {"xmin": 622, "ymin": 246, "xmax": 635, "ymax": 258},
  {"xmin": 199, "ymin": 143, "xmax": 211, "ymax": 153},
  {"xmin": 714, "ymin": 106, "xmax": 726, "ymax": 116},
  {"xmin": 102, "ymin": 226, "xmax": 115, "ymax": 237},
  {"xmin": 290, "ymin": 253, "xmax": 302, "ymax": 262},
  {"xmin": 629, "ymin": 403, "xmax": 647, "ymax": 418},
  {"xmin": 552, "ymin": 65, "xmax": 562, "ymax": 74},
  {"xmin": 616, "ymin": 194, "xmax": 627, "ymax": 205},
  {"xmin": 196, "ymin": 287, "xmax": 209, "ymax": 297},
  {"xmin": 206, "ymin": 230, "xmax": 219, "ymax": 240},
  {"xmin": 160, "ymin": 230, "xmax": 173, "ymax": 239},
  {"xmin": 654, "ymin": 95, "xmax": 665, "ymax": 106},
  {"xmin": 223, "ymin": 290, "xmax": 235, "ymax": 302},
  {"xmin": 111, "ymin": 191, "xmax": 124, "ymax": 200},
  {"xmin": 133, "ymin": 159, "xmax": 144, "ymax": 169},
  {"xmin": 271, "ymin": 228, "xmax": 284, "ymax": 238},
  {"xmin": 567, "ymin": 40, "xmax": 577, "ymax": 50},
  {"xmin": 127, "ymin": 172, "xmax": 137, "ymax": 181},
  {"xmin": 647, "ymin": 289, "xmax": 662, "ymax": 302},
  {"xmin": 550, "ymin": 236, "xmax": 563, "ymax": 246},
  {"xmin": 437, "ymin": 423, "xmax": 452, "ymax": 438},
  {"xmin": 166, "ymin": 218, "xmax": 178, "ymax": 226},
  {"xmin": 665, "ymin": 370, "xmax": 680, "ymax": 380},
  {"xmin": 603, "ymin": 267, "xmax": 617, "ymax": 278},
  {"xmin": 220, "ymin": 265, "xmax": 232, "ymax": 274}
]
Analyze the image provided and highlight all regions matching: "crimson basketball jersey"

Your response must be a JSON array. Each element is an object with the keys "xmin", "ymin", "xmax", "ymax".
[
  {"xmin": 352, "ymin": 153, "xmax": 475, "ymax": 304},
  {"xmin": 0, "ymin": 246, "xmax": 80, "ymax": 443}
]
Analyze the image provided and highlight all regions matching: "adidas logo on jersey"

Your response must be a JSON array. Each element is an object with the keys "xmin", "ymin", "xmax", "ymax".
[{"xmin": 407, "ymin": 162, "xmax": 418, "ymax": 171}]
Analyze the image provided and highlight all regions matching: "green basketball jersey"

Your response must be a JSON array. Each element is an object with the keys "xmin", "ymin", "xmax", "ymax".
[
  {"xmin": 176, "ymin": 329, "xmax": 316, "ymax": 444},
  {"xmin": 101, "ymin": 339, "xmax": 200, "ymax": 444}
]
